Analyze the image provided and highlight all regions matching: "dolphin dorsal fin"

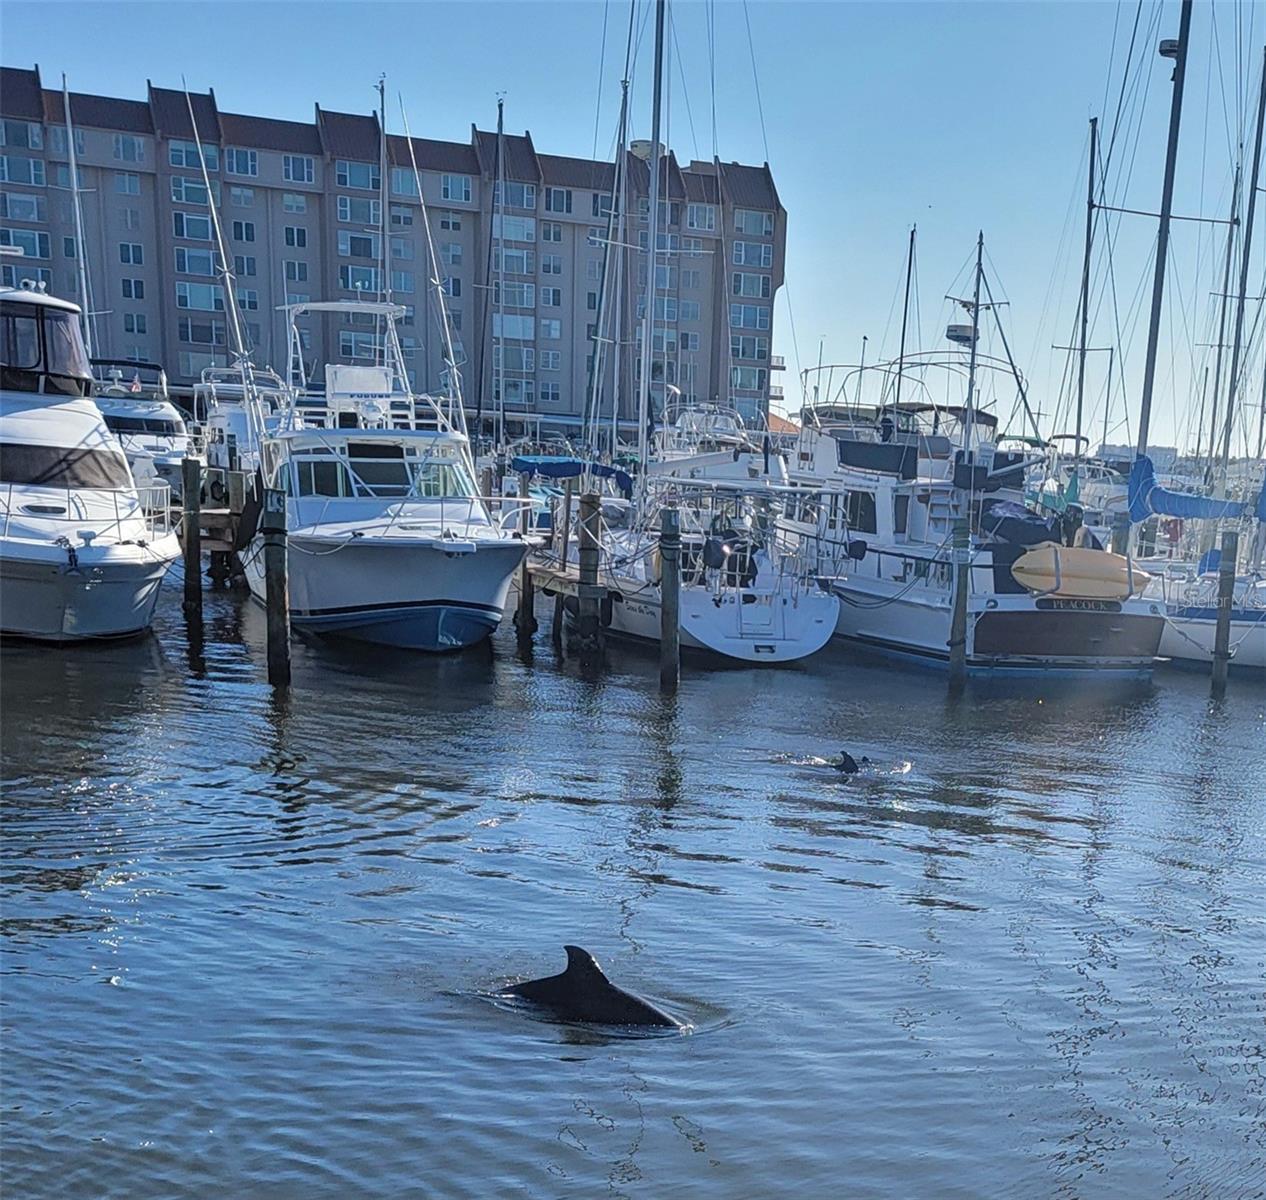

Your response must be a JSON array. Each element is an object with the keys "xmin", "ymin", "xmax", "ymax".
[{"xmin": 563, "ymin": 945, "xmax": 603, "ymax": 978}]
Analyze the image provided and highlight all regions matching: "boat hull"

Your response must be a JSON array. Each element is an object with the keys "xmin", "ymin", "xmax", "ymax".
[
  {"xmin": 0, "ymin": 539, "xmax": 177, "ymax": 641},
  {"xmin": 828, "ymin": 582, "xmax": 1164, "ymax": 673},
  {"xmin": 600, "ymin": 577, "xmax": 839, "ymax": 663},
  {"xmin": 246, "ymin": 534, "xmax": 525, "ymax": 652},
  {"xmin": 1158, "ymin": 606, "xmax": 1266, "ymax": 670}
]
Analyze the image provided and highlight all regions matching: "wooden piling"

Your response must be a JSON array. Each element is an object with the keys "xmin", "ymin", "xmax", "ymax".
[
  {"xmin": 948, "ymin": 515, "xmax": 970, "ymax": 687},
  {"xmin": 1211, "ymin": 528, "xmax": 1238, "ymax": 694},
  {"xmin": 181, "ymin": 457, "xmax": 202, "ymax": 614},
  {"xmin": 261, "ymin": 487, "xmax": 291, "ymax": 688},
  {"xmin": 576, "ymin": 491, "xmax": 602, "ymax": 650},
  {"xmin": 480, "ymin": 465, "xmax": 494, "ymax": 500},
  {"xmin": 552, "ymin": 478, "xmax": 574, "ymax": 644},
  {"xmin": 514, "ymin": 494, "xmax": 538, "ymax": 638},
  {"xmin": 659, "ymin": 506, "xmax": 681, "ymax": 692}
]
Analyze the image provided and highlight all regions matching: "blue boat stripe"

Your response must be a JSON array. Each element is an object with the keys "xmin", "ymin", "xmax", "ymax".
[{"xmin": 293, "ymin": 598, "xmax": 503, "ymax": 618}]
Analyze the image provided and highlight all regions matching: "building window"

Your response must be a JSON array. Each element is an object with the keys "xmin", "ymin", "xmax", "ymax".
[
  {"xmin": 734, "ymin": 241, "xmax": 773, "ymax": 268},
  {"xmin": 113, "ymin": 134, "xmax": 144, "ymax": 163},
  {"xmin": 337, "ymin": 230, "xmax": 378, "ymax": 258},
  {"xmin": 176, "ymin": 281, "xmax": 224, "ymax": 311},
  {"xmin": 119, "ymin": 242, "xmax": 144, "ymax": 265},
  {"xmin": 682, "ymin": 269, "xmax": 702, "ymax": 289},
  {"xmin": 494, "ymin": 247, "xmax": 534, "ymax": 274},
  {"xmin": 734, "ymin": 208, "xmax": 774, "ymax": 237},
  {"xmin": 492, "ymin": 313, "xmax": 534, "ymax": 340},
  {"xmin": 540, "ymin": 287, "xmax": 562, "ymax": 307},
  {"xmin": 680, "ymin": 300, "xmax": 700, "ymax": 321},
  {"xmin": 686, "ymin": 203, "xmax": 716, "ymax": 232},
  {"xmin": 384, "ymin": 204, "xmax": 410, "ymax": 229},
  {"xmin": 236, "ymin": 288, "xmax": 259, "ymax": 311},
  {"xmin": 540, "ymin": 349, "xmax": 561, "ymax": 370},
  {"xmin": 541, "ymin": 221, "xmax": 562, "ymax": 243},
  {"xmin": 389, "ymin": 235, "xmax": 414, "ymax": 261},
  {"xmin": 440, "ymin": 211, "xmax": 462, "ymax": 231},
  {"xmin": 339, "ymin": 264, "xmax": 380, "ymax": 292},
  {"xmin": 0, "ymin": 120, "xmax": 42, "ymax": 149},
  {"xmin": 541, "ymin": 254, "xmax": 562, "ymax": 275},
  {"xmin": 495, "ymin": 181, "xmax": 536, "ymax": 210},
  {"xmin": 539, "ymin": 381, "xmax": 561, "ymax": 405},
  {"xmin": 230, "ymin": 186, "xmax": 254, "ymax": 207},
  {"xmin": 441, "ymin": 174, "xmax": 471, "ymax": 203},
  {"xmin": 731, "ymin": 366, "xmax": 767, "ymax": 392},
  {"xmin": 733, "ymin": 272, "xmax": 772, "ymax": 299},
  {"xmin": 544, "ymin": 187, "xmax": 572, "ymax": 214},
  {"xmin": 178, "ymin": 318, "xmax": 226, "ymax": 345},
  {"xmin": 338, "ymin": 196, "xmax": 381, "ymax": 226},
  {"xmin": 48, "ymin": 127, "xmax": 84, "ymax": 157},
  {"xmin": 173, "ymin": 211, "xmax": 213, "ymax": 241},
  {"xmin": 682, "ymin": 331, "xmax": 701, "ymax": 352},
  {"xmin": 682, "ymin": 236, "xmax": 704, "ymax": 258},
  {"xmin": 1, "ymin": 264, "xmax": 50, "ymax": 287},
  {"xmin": 115, "ymin": 171, "xmax": 140, "ymax": 195},
  {"xmin": 232, "ymin": 254, "xmax": 256, "ymax": 277},
  {"xmin": 284, "ymin": 226, "xmax": 307, "ymax": 248},
  {"xmin": 0, "ymin": 156, "xmax": 46, "ymax": 186},
  {"xmin": 493, "ymin": 214, "xmax": 535, "ymax": 243},
  {"xmin": 730, "ymin": 303, "xmax": 770, "ymax": 330},
  {"xmin": 284, "ymin": 260, "xmax": 308, "ymax": 282},
  {"xmin": 171, "ymin": 176, "xmax": 218, "ymax": 205},
  {"xmin": 585, "ymin": 259, "xmax": 602, "ymax": 282},
  {"xmin": 283, "ymin": 154, "xmax": 314, "ymax": 183},
  {"xmin": 175, "ymin": 247, "xmax": 216, "ymax": 276},
  {"xmin": 231, "ymin": 220, "xmax": 255, "ymax": 243},
  {"xmin": 540, "ymin": 319, "xmax": 561, "ymax": 340},
  {"xmin": 494, "ymin": 345, "xmax": 535, "ymax": 372},
  {"xmin": 62, "ymin": 236, "xmax": 76, "ymax": 258},
  {"xmin": 283, "ymin": 192, "xmax": 307, "ymax": 213},
  {"xmin": 591, "ymin": 192, "xmax": 614, "ymax": 219},
  {"xmin": 170, "ymin": 140, "xmax": 217, "ymax": 170},
  {"xmin": 0, "ymin": 192, "xmax": 45, "ymax": 221},
  {"xmin": 224, "ymin": 148, "xmax": 258, "ymax": 176},
  {"xmin": 337, "ymin": 160, "xmax": 381, "ymax": 190},
  {"xmin": 495, "ymin": 281, "xmax": 536, "ymax": 308},
  {"xmin": 121, "ymin": 208, "xmax": 141, "ymax": 231},
  {"xmin": 730, "ymin": 334, "xmax": 769, "ymax": 360},
  {"xmin": 587, "ymin": 227, "xmax": 604, "ymax": 246},
  {"xmin": 389, "ymin": 167, "xmax": 419, "ymax": 198},
  {"xmin": 586, "ymin": 291, "xmax": 599, "ymax": 311},
  {"xmin": 122, "ymin": 278, "xmax": 145, "ymax": 300},
  {"xmin": 122, "ymin": 313, "xmax": 146, "ymax": 335},
  {"xmin": 0, "ymin": 228, "xmax": 50, "ymax": 258}
]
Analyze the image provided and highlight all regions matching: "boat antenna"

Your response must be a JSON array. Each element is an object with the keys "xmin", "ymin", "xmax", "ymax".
[
  {"xmin": 1074, "ymin": 116, "xmax": 1099, "ymax": 472},
  {"xmin": 1216, "ymin": 44, "xmax": 1266, "ymax": 482},
  {"xmin": 637, "ymin": 0, "xmax": 668, "ymax": 492},
  {"xmin": 61, "ymin": 76, "xmax": 95, "ymax": 359},
  {"xmin": 893, "ymin": 225, "xmax": 915, "ymax": 412},
  {"xmin": 1134, "ymin": 0, "xmax": 1193, "ymax": 460},
  {"xmin": 962, "ymin": 231, "xmax": 984, "ymax": 455}
]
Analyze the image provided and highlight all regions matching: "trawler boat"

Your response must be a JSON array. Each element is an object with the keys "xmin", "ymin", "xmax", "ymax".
[
  {"xmin": 91, "ymin": 358, "xmax": 196, "ymax": 500},
  {"xmin": 242, "ymin": 301, "xmax": 527, "ymax": 650},
  {"xmin": 649, "ymin": 400, "xmax": 788, "ymax": 485},
  {"xmin": 791, "ymin": 401, "xmax": 1165, "ymax": 673},
  {"xmin": 0, "ymin": 285, "xmax": 179, "ymax": 640}
]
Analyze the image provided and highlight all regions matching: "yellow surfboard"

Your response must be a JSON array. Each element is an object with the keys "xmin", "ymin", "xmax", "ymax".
[{"xmin": 1011, "ymin": 544, "xmax": 1151, "ymax": 600}]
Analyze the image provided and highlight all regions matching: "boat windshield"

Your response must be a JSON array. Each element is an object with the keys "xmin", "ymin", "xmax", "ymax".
[
  {"xmin": 292, "ymin": 444, "xmax": 478, "ymax": 500},
  {"xmin": 0, "ymin": 441, "xmax": 132, "ymax": 489},
  {"xmin": 1, "ymin": 301, "xmax": 93, "ymax": 396},
  {"xmin": 103, "ymin": 414, "xmax": 186, "ymax": 437}
]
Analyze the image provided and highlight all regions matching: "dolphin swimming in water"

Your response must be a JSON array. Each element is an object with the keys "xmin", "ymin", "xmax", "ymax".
[
  {"xmin": 834, "ymin": 751, "xmax": 870, "ymax": 775},
  {"xmin": 504, "ymin": 945, "xmax": 681, "ymax": 1028}
]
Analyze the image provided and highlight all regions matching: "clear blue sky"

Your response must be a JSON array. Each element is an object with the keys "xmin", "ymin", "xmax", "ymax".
[{"xmin": 6, "ymin": 1, "xmax": 1263, "ymax": 452}]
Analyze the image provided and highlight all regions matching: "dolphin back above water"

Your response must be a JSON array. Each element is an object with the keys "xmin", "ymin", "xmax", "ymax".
[{"xmin": 504, "ymin": 945, "xmax": 681, "ymax": 1028}]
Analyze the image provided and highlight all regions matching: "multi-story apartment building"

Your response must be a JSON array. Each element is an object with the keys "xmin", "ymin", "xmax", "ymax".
[{"xmin": 0, "ymin": 65, "xmax": 786, "ymax": 430}]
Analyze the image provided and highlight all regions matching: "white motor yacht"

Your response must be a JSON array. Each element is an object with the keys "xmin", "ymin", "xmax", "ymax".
[
  {"xmin": 241, "ymin": 301, "xmax": 527, "ymax": 651},
  {"xmin": 0, "ymin": 285, "xmax": 180, "ymax": 640},
  {"xmin": 91, "ymin": 358, "xmax": 196, "ymax": 500}
]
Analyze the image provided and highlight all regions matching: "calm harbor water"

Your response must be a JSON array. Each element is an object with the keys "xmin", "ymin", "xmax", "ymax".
[{"xmin": 2, "ymin": 583, "xmax": 1264, "ymax": 1198}]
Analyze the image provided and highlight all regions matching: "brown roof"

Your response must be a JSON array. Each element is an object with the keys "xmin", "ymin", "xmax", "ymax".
[
  {"xmin": 220, "ymin": 111, "xmax": 321, "ymax": 155},
  {"xmin": 148, "ymin": 83, "xmax": 220, "ymax": 140},
  {"xmin": 681, "ymin": 165, "xmax": 721, "ymax": 204},
  {"xmin": 386, "ymin": 132, "xmax": 478, "ymax": 174},
  {"xmin": 317, "ymin": 107, "xmax": 379, "ymax": 160},
  {"xmin": 472, "ymin": 128, "xmax": 540, "ymax": 182},
  {"xmin": 627, "ymin": 149, "xmax": 687, "ymax": 201},
  {"xmin": 537, "ymin": 152, "xmax": 614, "ymax": 191},
  {"xmin": 768, "ymin": 412, "xmax": 799, "ymax": 435},
  {"xmin": 0, "ymin": 66, "xmax": 44, "ymax": 119},
  {"xmin": 715, "ymin": 161, "xmax": 780, "ymax": 212},
  {"xmin": 43, "ymin": 87, "xmax": 153, "ymax": 134}
]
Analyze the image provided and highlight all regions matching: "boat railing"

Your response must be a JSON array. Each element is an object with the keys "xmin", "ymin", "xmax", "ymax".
[
  {"xmin": 288, "ymin": 491, "xmax": 533, "ymax": 543},
  {"xmin": 0, "ymin": 480, "xmax": 173, "ymax": 545}
]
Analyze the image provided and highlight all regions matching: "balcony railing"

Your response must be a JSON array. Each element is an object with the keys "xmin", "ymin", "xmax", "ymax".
[
  {"xmin": 769, "ymin": 384, "xmax": 784, "ymax": 399},
  {"xmin": 770, "ymin": 354, "xmax": 786, "ymax": 371}
]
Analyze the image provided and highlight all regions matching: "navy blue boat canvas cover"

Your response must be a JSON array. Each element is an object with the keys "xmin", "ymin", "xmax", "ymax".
[
  {"xmin": 510, "ymin": 455, "xmax": 634, "ymax": 498},
  {"xmin": 1128, "ymin": 455, "xmax": 1266, "ymax": 524}
]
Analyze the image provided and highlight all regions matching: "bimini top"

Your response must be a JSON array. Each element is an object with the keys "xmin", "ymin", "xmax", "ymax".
[
  {"xmin": 511, "ymin": 455, "xmax": 634, "ymax": 497},
  {"xmin": 280, "ymin": 300, "xmax": 409, "ymax": 320}
]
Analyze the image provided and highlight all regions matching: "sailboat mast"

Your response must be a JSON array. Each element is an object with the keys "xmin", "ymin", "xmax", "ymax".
[
  {"xmin": 962, "ymin": 231, "xmax": 984, "ymax": 454},
  {"xmin": 637, "ymin": 0, "xmax": 667, "ymax": 479},
  {"xmin": 494, "ymin": 98, "xmax": 506, "ymax": 450},
  {"xmin": 1217, "ymin": 44, "xmax": 1266, "ymax": 478},
  {"xmin": 378, "ymin": 76, "xmax": 392, "ymax": 321},
  {"xmin": 893, "ymin": 225, "xmax": 915, "ymax": 410},
  {"xmin": 1204, "ymin": 165, "xmax": 1241, "ymax": 485},
  {"xmin": 61, "ymin": 77, "xmax": 93, "ymax": 359},
  {"xmin": 610, "ymin": 81, "xmax": 630, "ymax": 456},
  {"xmin": 1075, "ymin": 116, "xmax": 1098, "ymax": 466},
  {"xmin": 1135, "ymin": 0, "xmax": 1193, "ymax": 459}
]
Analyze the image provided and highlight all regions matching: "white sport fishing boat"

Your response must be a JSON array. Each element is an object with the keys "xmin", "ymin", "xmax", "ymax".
[
  {"xmin": 194, "ymin": 365, "xmax": 294, "ymax": 476},
  {"xmin": 0, "ymin": 285, "xmax": 179, "ymax": 640},
  {"xmin": 242, "ymin": 301, "xmax": 527, "ymax": 651},
  {"xmin": 91, "ymin": 358, "xmax": 197, "ymax": 500}
]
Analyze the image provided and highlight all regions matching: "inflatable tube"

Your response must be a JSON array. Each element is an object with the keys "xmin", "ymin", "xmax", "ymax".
[{"xmin": 1010, "ymin": 544, "xmax": 1151, "ymax": 600}]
